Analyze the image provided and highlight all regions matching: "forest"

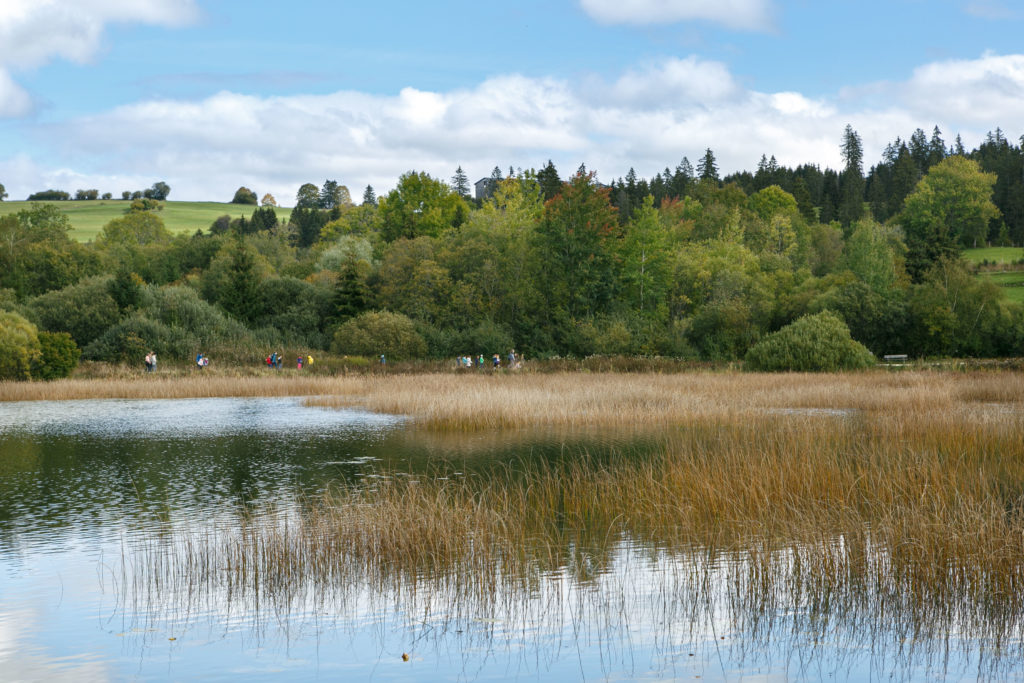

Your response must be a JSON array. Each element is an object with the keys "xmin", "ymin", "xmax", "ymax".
[{"xmin": 2, "ymin": 124, "xmax": 1024, "ymax": 378}]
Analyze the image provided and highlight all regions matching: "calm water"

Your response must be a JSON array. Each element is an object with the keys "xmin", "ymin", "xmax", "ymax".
[{"xmin": 0, "ymin": 397, "xmax": 1020, "ymax": 681}]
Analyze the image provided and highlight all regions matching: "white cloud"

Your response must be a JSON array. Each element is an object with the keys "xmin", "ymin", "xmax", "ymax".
[
  {"xmin": 579, "ymin": 0, "xmax": 774, "ymax": 31},
  {"xmin": 600, "ymin": 57, "xmax": 742, "ymax": 107},
  {"xmin": 0, "ymin": 0, "xmax": 198, "ymax": 117},
  {"xmin": 901, "ymin": 53, "xmax": 1024, "ymax": 126},
  {"xmin": 0, "ymin": 69, "xmax": 33, "ymax": 117},
  {"xmin": 6, "ymin": 52, "xmax": 1024, "ymax": 202}
]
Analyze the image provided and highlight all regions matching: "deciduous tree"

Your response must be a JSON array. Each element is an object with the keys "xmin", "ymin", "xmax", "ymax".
[
  {"xmin": 378, "ymin": 171, "xmax": 469, "ymax": 242},
  {"xmin": 296, "ymin": 183, "xmax": 320, "ymax": 208},
  {"xmin": 231, "ymin": 186, "xmax": 258, "ymax": 205},
  {"xmin": 900, "ymin": 156, "xmax": 1000, "ymax": 279}
]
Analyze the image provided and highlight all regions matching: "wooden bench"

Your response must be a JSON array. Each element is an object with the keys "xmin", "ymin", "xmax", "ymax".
[{"xmin": 882, "ymin": 354, "xmax": 908, "ymax": 363}]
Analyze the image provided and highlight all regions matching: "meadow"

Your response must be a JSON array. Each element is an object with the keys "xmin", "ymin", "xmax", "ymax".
[
  {"xmin": 0, "ymin": 199, "xmax": 292, "ymax": 241},
  {"xmin": 963, "ymin": 245, "xmax": 1024, "ymax": 265},
  {"xmin": 979, "ymin": 269, "xmax": 1024, "ymax": 302}
]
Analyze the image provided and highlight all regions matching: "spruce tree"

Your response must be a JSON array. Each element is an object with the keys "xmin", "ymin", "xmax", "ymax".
[
  {"xmin": 888, "ymin": 145, "xmax": 919, "ymax": 217},
  {"xmin": 451, "ymin": 166, "xmax": 470, "ymax": 199},
  {"xmin": 928, "ymin": 126, "xmax": 947, "ymax": 167},
  {"xmin": 672, "ymin": 157, "xmax": 693, "ymax": 197},
  {"xmin": 319, "ymin": 179, "xmax": 342, "ymax": 209},
  {"xmin": 909, "ymin": 128, "xmax": 929, "ymax": 171},
  {"xmin": 537, "ymin": 160, "xmax": 562, "ymax": 201},
  {"xmin": 696, "ymin": 149, "xmax": 719, "ymax": 182},
  {"xmin": 333, "ymin": 255, "xmax": 369, "ymax": 324},
  {"xmin": 838, "ymin": 124, "xmax": 865, "ymax": 228},
  {"xmin": 221, "ymin": 236, "xmax": 260, "ymax": 323},
  {"xmin": 362, "ymin": 185, "xmax": 377, "ymax": 206},
  {"xmin": 792, "ymin": 177, "xmax": 816, "ymax": 223}
]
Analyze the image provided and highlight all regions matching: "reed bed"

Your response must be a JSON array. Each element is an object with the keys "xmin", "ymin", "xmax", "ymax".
[
  {"xmin": 0, "ymin": 374, "xmax": 362, "ymax": 401},
  {"xmin": 19, "ymin": 367, "xmax": 1023, "ymax": 661},
  {"xmin": 125, "ymin": 387, "xmax": 1024, "ymax": 650},
  {"xmin": 305, "ymin": 370, "xmax": 1024, "ymax": 430}
]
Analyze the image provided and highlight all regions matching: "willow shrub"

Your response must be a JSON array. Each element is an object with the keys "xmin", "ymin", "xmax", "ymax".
[
  {"xmin": 33, "ymin": 331, "xmax": 80, "ymax": 380},
  {"xmin": 331, "ymin": 310, "xmax": 427, "ymax": 360},
  {"xmin": 0, "ymin": 311, "xmax": 41, "ymax": 380},
  {"xmin": 744, "ymin": 310, "xmax": 875, "ymax": 372}
]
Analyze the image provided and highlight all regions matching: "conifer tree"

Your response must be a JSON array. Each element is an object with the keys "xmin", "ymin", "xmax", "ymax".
[
  {"xmin": 838, "ymin": 124, "xmax": 865, "ymax": 228},
  {"xmin": 362, "ymin": 185, "xmax": 377, "ymax": 205},
  {"xmin": 697, "ymin": 149, "xmax": 719, "ymax": 182},
  {"xmin": 221, "ymin": 236, "xmax": 260, "ymax": 322},
  {"xmin": 792, "ymin": 177, "xmax": 816, "ymax": 223},
  {"xmin": 537, "ymin": 160, "xmax": 562, "ymax": 201},
  {"xmin": 333, "ymin": 255, "xmax": 369, "ymax": 324},
  {"xmin": 450, "ymin": 166, "xmax": 470, "ymax": 200}
]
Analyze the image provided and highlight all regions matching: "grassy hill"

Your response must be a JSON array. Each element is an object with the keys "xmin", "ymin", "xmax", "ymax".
[
  {"xmin": 964, "ymin": 247, "xmax": 1024, "ymax": 304},
  {"xmin": 0, "ymin": 200, "xmax": 293, "ymax": 242},
  {"xmin": 977, "ymin": 270, "xmax": 1024, "ymax": 303},
  {"xmin": 961, "ymin": 246, "xmax": 1024, "ymax": 265}
]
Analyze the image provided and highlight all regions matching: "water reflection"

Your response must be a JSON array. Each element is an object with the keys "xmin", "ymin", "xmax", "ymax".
[{"xmin": 1, "ymin": 396, "xmax": 1023, "ymax": 681}]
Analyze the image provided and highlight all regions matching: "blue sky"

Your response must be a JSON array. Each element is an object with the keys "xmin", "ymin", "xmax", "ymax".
[{"xmin": 2, "ymin": 0, "xmax": 1023, "ymax": 202}]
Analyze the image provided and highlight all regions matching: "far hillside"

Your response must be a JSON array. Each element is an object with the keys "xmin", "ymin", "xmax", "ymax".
[
  {"xmin": 962, "ymin": 246, "xmax": 1024, "ymax": 266},
  {"xmin": 0, "ymin": 200, "xmax": 293, "ymax": 242},
  {"xmin": 963, "ymin": 247, "xmax": 1024, "ymax": 304}
]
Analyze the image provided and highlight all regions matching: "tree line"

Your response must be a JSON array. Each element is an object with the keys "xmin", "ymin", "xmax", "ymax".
[{"xmin": 1, "ymin": 124, "xmax": 1023, "ymax": 377}]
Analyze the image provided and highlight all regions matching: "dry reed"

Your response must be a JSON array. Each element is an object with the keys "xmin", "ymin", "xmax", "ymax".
[
  {"xmin": 306, "ymin": 370, "xmax": 1024, "ymax": 430},
  {"xmin": 22, "ymin": 368, "xmax": 1024, "ymax": 648},
  {"xmin": 130, "ymin": 378, "xmax": 1024, "ymax": 641}
]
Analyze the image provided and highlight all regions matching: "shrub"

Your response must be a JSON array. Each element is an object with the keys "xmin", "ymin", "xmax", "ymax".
[
  {"xmin": 460, "ymin": 320, "xmax": 513, "ymax": 356},
  {"xmin": 127, "ymin": 197, "xmax": 163, "ymax": 212},
  {"xmin": 82, "ymin": 313, "xmax": 188, "ymax": 362},
  {"xmin": 146, "ymin": 285, "xmax": 248, "ymax": 341},
  {"xmin": 331, "ymin": 310, "xmax": 427, "ymax": 360},
  {"xmin": 27, "ymin": 277, "xmax": 121, "ymax": 348},
  {"xmin": 744, "ymin": 311, "xmax": 875, "ymax": 372},
  {"xmin": 0, "ymin": 311, "xmax": 41, "ymax": 380},
  {"xmin": 33, "ymin": 331, "xmax": 80, "ymax": 379}
]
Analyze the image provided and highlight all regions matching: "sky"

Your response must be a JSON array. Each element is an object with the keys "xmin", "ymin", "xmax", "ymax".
[{"xmin": 1, "ymin": 0, "xmax": 1023, "ymax": 203}]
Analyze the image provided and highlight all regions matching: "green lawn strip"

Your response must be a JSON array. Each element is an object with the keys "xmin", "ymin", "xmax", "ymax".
[
  {"xmin": 1001, "ymin": 287, "xmax": 1024, "ymax": 303},
  {"xmin": 0, "ymin": 200, "xmax": 292, "ymax": 242},
  {"xmin": 976, "ymin": 271, "xmax": 1024, "ymax": 303},
  {"xmin": 962, "ymin": 246, "xmax": 1024, "ymax": 265},
  {"xmin": 978, "ymin": 271, "xmax": 1024, "ymax": 286}
]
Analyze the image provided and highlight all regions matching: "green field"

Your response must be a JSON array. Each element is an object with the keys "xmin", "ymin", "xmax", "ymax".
[
  {"xmin": 0, "ymin": 200, "xmax": 293, "ymax": 241},
  {"xmin": 962, "ymin": 246, "xmax": 1024, "ymax": 265},
  {"xmin": 978, "ymin": 270, "xmax": 1024, "ymax": 303}
]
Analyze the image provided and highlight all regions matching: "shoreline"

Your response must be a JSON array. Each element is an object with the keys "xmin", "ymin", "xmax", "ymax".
[{"xmin": 3, "ymin": 369, "xmax": 1022, "ymax": 432}]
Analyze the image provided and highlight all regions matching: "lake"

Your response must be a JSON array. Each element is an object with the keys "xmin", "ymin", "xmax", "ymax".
[{"xmin": 0, "ymin": 396, "xmax": 1021, "ymax": 681}]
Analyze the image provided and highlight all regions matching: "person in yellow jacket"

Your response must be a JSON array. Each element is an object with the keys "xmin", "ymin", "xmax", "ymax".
[{"xmin": 306, "ymin": 354, "xmax": 314, "ymax": 367}]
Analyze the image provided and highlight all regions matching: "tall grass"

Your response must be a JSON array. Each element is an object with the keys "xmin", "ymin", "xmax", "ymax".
[
  {"xmin": 85, "ymin": 368, "xmax": 1024, "ymax": 678},
  {"xmin": 118, "ymin": 372, "xmax": 1024, "ymax": 657},
  {"xmin": 306, "ymin": 370, "xmax": 1024, "ymax": 430}
]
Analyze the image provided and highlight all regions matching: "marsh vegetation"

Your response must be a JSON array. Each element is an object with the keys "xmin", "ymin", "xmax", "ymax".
[{"xmin": 70, "ymin": 370, "xmax": 1023, "ymax": 678}]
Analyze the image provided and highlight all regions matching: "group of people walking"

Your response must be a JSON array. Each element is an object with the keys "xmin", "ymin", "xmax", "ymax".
[
  {"xmin": 265, "ymin": 352, "xmax": 314, "ymax": 370},
  {"xmin": 457, "ymin": 349, "xmax": 522, "ymax": 370},
  {"xmin": 143, "ymin": 349, "xmax": 521, "ymax": 372}
]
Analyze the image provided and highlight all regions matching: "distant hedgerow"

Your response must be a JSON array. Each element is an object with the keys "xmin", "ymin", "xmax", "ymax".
[{"xmin": 744, "ymin": 311, "xmax": 875, "ymax": 372}]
